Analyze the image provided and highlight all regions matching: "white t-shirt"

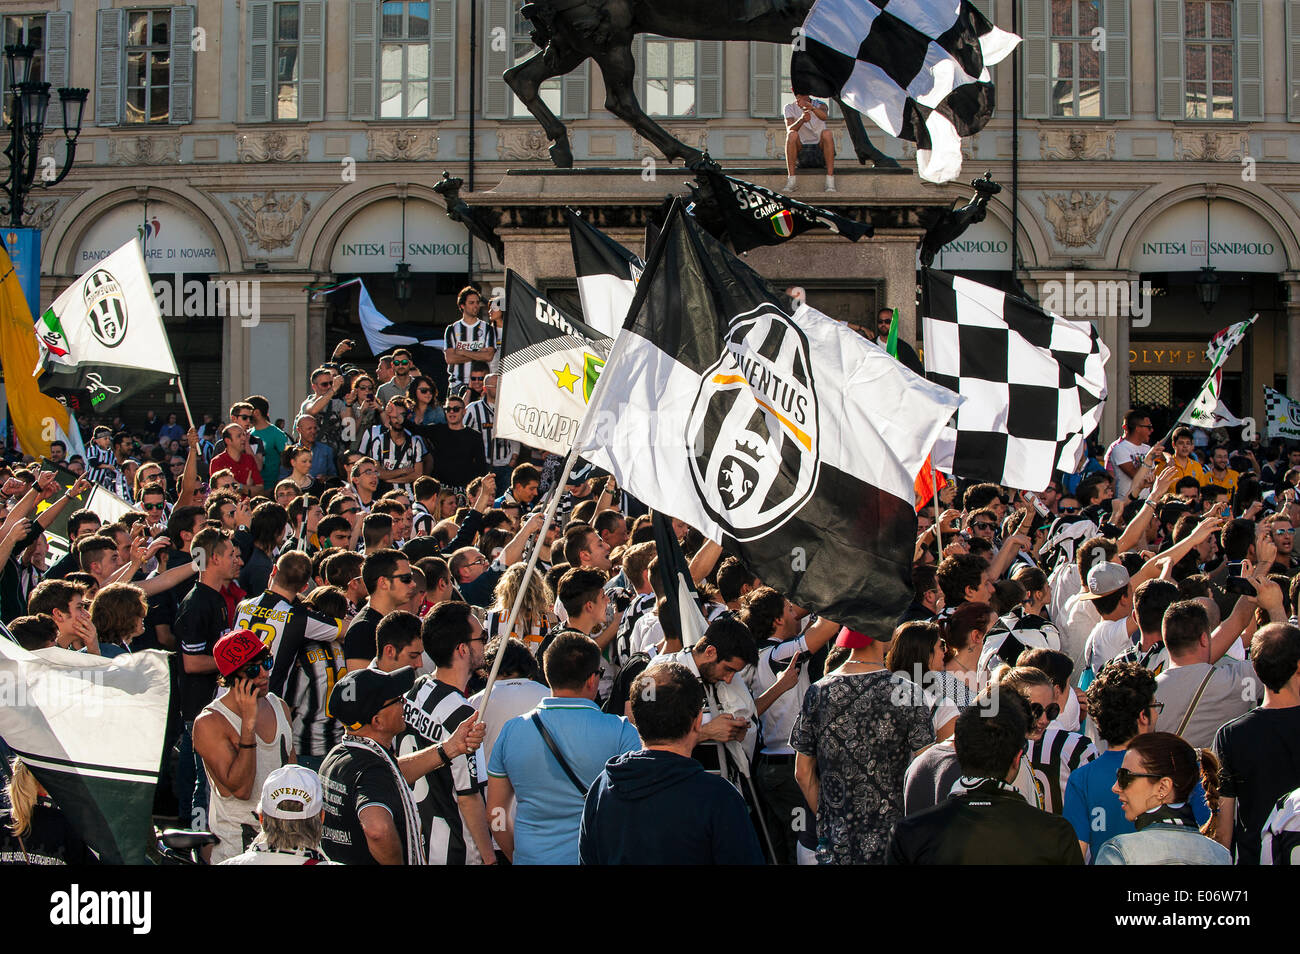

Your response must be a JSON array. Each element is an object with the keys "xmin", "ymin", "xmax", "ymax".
[
  {"xmin": 1084, "ymin": 616, "xmax": 1132, "ymax": 676},
  {"xmin": 1060, "ymin": 592, "xmax": 1101, "ymax": 681},
  {"xmin": 784, "ymin": 100, "xmax": 828, "ymax": 145},
  {"xmin": 468, "ymin": 677, "xmax": 552, "ymax": 786},
  {"xmin": 1105, "ymin": 437, "xmax": 1150, "ymax": 498}
]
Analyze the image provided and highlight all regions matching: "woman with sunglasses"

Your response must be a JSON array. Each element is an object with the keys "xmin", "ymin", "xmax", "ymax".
[
  {"xmin": 406, "ymin": 376, "xmax": 446, "ymax": 429},
  {"xmin": 1096, "ymin": 732, "xmax": 1231, "ymax": 864}
]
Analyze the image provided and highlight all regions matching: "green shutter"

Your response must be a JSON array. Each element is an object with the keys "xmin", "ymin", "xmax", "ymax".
[
  {"xmin": 482, "ymin": 0, "xmax": 511, "ymax": 119},
  {"xmin": 1102, "ymin": 0, "xmax": 1130, "ymax": 118},
  {"xmin": 562, "ymin": 63, "xmax": 589, "ymax": 119},
  {"xmin": 696, "ymin": 40, "xmax": 723, "ymax": 118},
  {"xmin": 247, "ymin": 1, "xmax": 272, "ymax": 122},
  {"xmin": 300, "ymin": 1, "xmax": 325, "ymax": 121},
  {"xmin": 1236, "ymin": 0, "xmax": 1263, "ymax": 121},
  {"xmin": 45, "ymin": 11, "xmax": 70, "ymax": 89},
  {"xmin": 170, "ymin": 5, "xmax": 195, "ymax": 124},
  {"xmin": 348, "ymin": 0, "xmax": 376, "ymax": 120},
  {"xmin": 96, "ymin": 8, "xmax": 123, "ymax": 126},
  {"xmin": 1156, "ymin": 0, "xmax": 1184, "ymax": 120},
  {"xmin": 750, "ymin": 41, "xmax": 780, "ymax": 118},
  {"xmin": 1022, "ymin": 0, "xmax": 1050, "ymax": 118},
  {"xmin": 1289, "ymin": 1, "xmax": 1300, "ymax": 120}
]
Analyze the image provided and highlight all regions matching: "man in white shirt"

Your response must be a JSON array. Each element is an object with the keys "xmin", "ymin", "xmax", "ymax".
[
  {"xmin": 1080, "ymin": 563, "xmax": 1136, "ymax": 677},
  {"xmin": 444, "ymin": 287, "xmax": 497, "ymax": 393},
  {"xmin": 783, "ymin": 93, "xmax": 835, "ymax": 193},
  {"xmin": 1104, "ymin": 410, "xmax": 1158, "ymax": 499}
]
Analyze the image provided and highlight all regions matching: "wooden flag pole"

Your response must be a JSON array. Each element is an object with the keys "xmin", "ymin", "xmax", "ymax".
[{"xmin": 931, "ymin": 458, "xmax": 944, "ymax": 552}]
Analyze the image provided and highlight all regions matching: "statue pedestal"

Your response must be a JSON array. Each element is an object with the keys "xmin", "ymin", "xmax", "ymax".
[{"xmin": 468, "ymin": 165, "xmax": 954, "ymax": 340}]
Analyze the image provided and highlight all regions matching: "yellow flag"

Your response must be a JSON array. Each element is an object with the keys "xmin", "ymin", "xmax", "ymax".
[{"xmin": 0, "ymin": 244, "xmax": 69, "ymax": 457}]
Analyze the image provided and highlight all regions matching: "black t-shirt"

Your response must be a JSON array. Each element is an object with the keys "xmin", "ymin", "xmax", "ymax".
[
  {"xmin": 1214, "ymin": 706, "xmax": 1300, "ymax": 865},
  {"xmin": 428, "ymin": 425, "xmax": 487, "ymax": 488},
  {"xmin": 319, "ymin": 741, "xmax": 410, "ymax": 865},
  {"xmin": 0, "ymin": 799, "xmax": 97, "ymax": 865},
  {"xmin": 43, "ymin": 550, "xmax": 81, "ymax": 582},
  {"xmin": 342, "ymin": 605, "xmax": 385, "ymax": 663},
  {"xmin": 174, "ymin": 582, "xmax": 230, "ymax": 721}
]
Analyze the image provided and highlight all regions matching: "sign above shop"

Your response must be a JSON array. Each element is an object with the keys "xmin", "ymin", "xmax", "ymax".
[
  {"xmin": 914, "ymin": 214, "xmax": 1012, "ymax": 271},
  {"xmin": 1133, "ymin": 200, "xmax": 1286, "ymax": 273},
  {"xmin": 330, "ymin": 199, "xmax": 471, "ymax": 274},
  {"xmin": 77, "ymin": 203, "xmax": 223, "ymax": 273},
  {"xmin": 1129, "ymin": 339, "xmax": 1244, "ymax": 374}
]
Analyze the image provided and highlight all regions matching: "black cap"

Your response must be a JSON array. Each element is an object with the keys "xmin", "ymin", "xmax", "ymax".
[{"xmin": 329, "ymin": 666, "xmax": 417, "ymax": 730}]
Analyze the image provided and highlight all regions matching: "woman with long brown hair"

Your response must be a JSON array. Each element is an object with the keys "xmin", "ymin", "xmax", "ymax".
[{"xmin": 1097, "ymin": 732, "xmax": 1231, "ymax": 864}]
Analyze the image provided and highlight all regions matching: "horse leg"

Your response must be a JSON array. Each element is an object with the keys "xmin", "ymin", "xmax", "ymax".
[
  {"xmin": 594, "ymin": 45, "xmax": 704, "ymax": 168},
  {"xmin": 838, "ymin": 99, "xmax": 901, "ymax": 169},
  {"xmin": 504, "ymin": 48, "xmax": 583, "ymax": 168}
]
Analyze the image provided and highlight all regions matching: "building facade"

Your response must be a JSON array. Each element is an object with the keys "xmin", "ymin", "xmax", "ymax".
[{"xmin": 4, "ymin": 0, "xmax": 1299, "ymax": 444}]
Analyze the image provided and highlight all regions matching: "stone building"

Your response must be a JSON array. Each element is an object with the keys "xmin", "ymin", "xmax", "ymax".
[{"xmin": 6, "ymin": 0, "xmax": 1300, "ymax": 442}]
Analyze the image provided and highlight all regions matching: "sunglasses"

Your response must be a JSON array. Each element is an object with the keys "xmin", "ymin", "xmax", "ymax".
[
  {"xmin": 1274, "ymin": 528, "xmax": 1296, "ymax": 536},
  {"xmin": 447, "ymin": 406, "xmax": 465, "ymax": 413},
  {"xmin": 388, "ymin": 573, "xmax": 415, "ymax": 584},
  {"xmin": 1115, "ymin": 767, "xmax": 1166, "ymax": 789},
  {"xmin": 972, "ymin": 522, "xmax": 995, "ymax": 532},
  {"xmin": 470, "ymin": 376, "xmax": 484, "ymax": 382},
  {"xmin": 141, "ymin": 502, "xmax": 167, "ymax": 511},
  {"xmin": 417, "ymin": 387, "xmax": 432, "ymax": 395},
  {"xmin": 394, "ymin": 359, "xmax": 410, "ymax": 367},
  {"xmin": 357, "ymin": 384, "xmax": 374, "ymax": 392},
  {"xmin": 235, "ymin": 655, "xmax": 273, "ymax": 680},
  {"xmin": 1027, "ymin": 702, "xmax": 1060, "ymax": 722},
  {"xmin": 1058, "ymin": 506, "xmax": 1078, "ymax": 514}
]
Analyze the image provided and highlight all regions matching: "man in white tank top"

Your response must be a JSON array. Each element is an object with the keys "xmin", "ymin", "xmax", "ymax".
[{"xmin": 193, "ymin": 629, "xmax": 296, "ymax": 864}]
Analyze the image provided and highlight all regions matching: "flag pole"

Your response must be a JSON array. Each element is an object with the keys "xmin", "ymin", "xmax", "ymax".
[{"xmin": 930, "ymin": 458, "xmax": 944, "ymax": 552}]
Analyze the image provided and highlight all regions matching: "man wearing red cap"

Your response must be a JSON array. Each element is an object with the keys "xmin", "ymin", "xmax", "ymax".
[{"xmin": 193, "ymin": 629, "xmax": 295, "ymax": 864}]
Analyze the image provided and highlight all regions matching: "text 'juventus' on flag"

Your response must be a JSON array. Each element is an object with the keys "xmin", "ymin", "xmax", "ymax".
[
  {"xmin": 0, "ymin": 639, "xmax": 171, "ymax": 864},
  {"xmin": 692, "ymin": 170, "xmax": 873, "ymax": 253},
  {"xmin": 309, "ymin": 277, "xmax": 446, "ymax": 355},
  {"xmin": 1265, "ymin": 386, "xmax": 1300, "ymax": 441},
  {"xmin": 579, "ymin": 202, "xmax": 962, "ymax": 634},
  {"xmin": 496, "ymin": 270, "xmax": 613, "ymax": 456},
  {"xmin": 34, "ymin": 239, "xmax": 179, "ymax": 415},
  {"xmin": 566, "ymin": 209, "xmax": 644, "ymax": 339},
  {"xmin": 792, "ymin": 0, "xmax": 1020, "ymax": 183},
  {"xmin": 923, "ymin": 269, "xmax": 1110, "ymax": 492}
]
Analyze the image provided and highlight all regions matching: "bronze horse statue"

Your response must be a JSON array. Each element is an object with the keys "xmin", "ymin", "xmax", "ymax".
[{"xmin": 508, "ymin": 0, "xmax": 900, "ymax": 171}]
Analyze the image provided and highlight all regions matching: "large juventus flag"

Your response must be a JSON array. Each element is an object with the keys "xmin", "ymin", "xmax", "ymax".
[
  {"xmin": 497, "ymin": 271, "xmax": 613, "ymax": 456},
  {"xmin": 0, "ymin": 639, "xmax": 171, "ymax": 864},
  {"xmin": 923, "ymin": 269, "xmax": 1110, "ymax": 491},
  {"xmin": 34, "ymin": 239, "xmax": 179, "ymax": 414},
  {"xmin": 311, "ymin": 277, "xmax": 446, "ymax": 355},
  {"xmin": 579, "ymin": 203, "xmax": 961, "ymax": 633},
  {"xmin": 567, "ymin": 209, "xmax": 644, "ymax": 339},
  {"xmin": 792, "ymin": 0, "xmax": 1019, "ymax": 183}
]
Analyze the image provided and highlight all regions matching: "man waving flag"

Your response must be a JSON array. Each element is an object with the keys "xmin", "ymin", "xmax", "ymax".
[{"xmin": 578, "ymin": 202, "xmax": 961, "ymax": 633}]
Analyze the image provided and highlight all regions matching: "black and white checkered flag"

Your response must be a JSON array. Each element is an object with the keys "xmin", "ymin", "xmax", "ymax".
[
  {"xmin": 922, "ymin": 269, "xmax": 1110, "ymax": 491},
  {"xmin": 792, "ymin": 0, "xmax": 1019, "ymax": 183}
]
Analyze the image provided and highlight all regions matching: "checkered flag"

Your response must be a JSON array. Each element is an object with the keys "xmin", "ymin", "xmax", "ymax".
[
  {"xmin": 922, "ymin": 269, "xmax": 1110, "ymax": 491},
  {"xmin": 792, "ymin": 0, "xmax": 1019, "ymax": 183},
  {"xmin": 1264, "ymin": 386, "xmax": 1300, "ymax": 440}
]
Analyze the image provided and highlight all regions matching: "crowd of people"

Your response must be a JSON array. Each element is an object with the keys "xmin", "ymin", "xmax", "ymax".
[{"xmin": 2, "ymin": 292, "xmax": 1299, "ymax": 868}]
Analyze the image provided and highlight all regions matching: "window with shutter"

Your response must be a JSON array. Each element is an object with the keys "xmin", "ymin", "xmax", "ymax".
[
  {"xmin": 1288, "ymin": 0, "xmax": 1300, "ymax": 120},
  {"xmin": 1155, "ymin": 0, "xmax": 1184, "ymax": 120},
  {"xmin": 348, "ymin": 0, "xmax": 377, "ymax": 120},
  {"xmin": 299, "ymin": 2, "xmax": 324, "ymax": 122},
  {"xmin": 1022, "ymin": 0, "xmax": 1051, "ymax": 118},
  {"xmin": 1101, "ymin": 0, "xmax": 1130, "ymax": 119},
  {"xmin": 122, "ymin": 8, "xmax": 174, "ymax": 124},
  {"xmin": 1183, "ymin": 0, "xmax": 1234, "ymax": 119},
  {"xmin": 96, "ymin": 8, "xmax": 124, "ymax": 126},
  {"xmin": 247, "ymin": 1, "xmax": 273, "ymax": 122},
  {"xmin": 1049, "ymin": 0, "xmax": 1103, "ymax": 117},
  {"xmin": 45, "ymin": 12, "xmax": 69, "ymax": 90},
  {"xmin": 429, "ymin": 0, "xmax": 455, "ymax": 119},
  {"xmin": 638, "ymin": 36, "xmax": 721, "ymax": 118},
  {"xmin": 483, "ymin": 0, "xmax": 588, "ymax": 120},
  {"xmin": 4, "ymin": 13, "xmax": 49, "ymax": 125},
  {"xmin": 170, "ymin": 5, "xmax": 195, "ymax": 124},
  {"xmin": 1235, "ymin": 0, "xmax": 1263, "ymax": 121},
  {"xmin": 750, "ymin": 41, "xmax": 781, "ymax": 118}
]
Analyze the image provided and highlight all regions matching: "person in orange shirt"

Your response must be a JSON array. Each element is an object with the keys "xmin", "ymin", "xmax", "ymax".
[
  {"xmin": 1206, "ymin": 445, "xmax": 1241, "ymax": 496},
  {"xmin": 1157, "ymin": 427, "xmax": 1209, "ymax": 486}
]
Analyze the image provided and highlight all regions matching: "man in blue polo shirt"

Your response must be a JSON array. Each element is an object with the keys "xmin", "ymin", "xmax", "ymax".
[{"xmin": 486, "ymin": 633, "xmax": 641, "ymax": 865}]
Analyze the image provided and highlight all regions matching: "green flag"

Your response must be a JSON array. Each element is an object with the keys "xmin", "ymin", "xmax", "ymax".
[{"xmin": 885, "ymin": 307, "xmax": 900, "ymax": 359}]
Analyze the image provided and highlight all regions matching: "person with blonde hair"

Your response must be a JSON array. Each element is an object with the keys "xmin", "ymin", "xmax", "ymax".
[
  {"xmin": 484, "ymin": 562, "xmax": 555, "ymax": 655},
  {"xmin": 0, "ymin": 758, "xmax": 96, "ymax": 864}
]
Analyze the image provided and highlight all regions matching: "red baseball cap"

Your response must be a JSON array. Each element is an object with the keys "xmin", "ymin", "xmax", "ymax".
[
  {"xmin": 835, "ymin": 626, "xmax": 874, "ymax": 649},
  {"xmin": 214, "ymin": 629, "xmax": 268, "ymax": 677}
]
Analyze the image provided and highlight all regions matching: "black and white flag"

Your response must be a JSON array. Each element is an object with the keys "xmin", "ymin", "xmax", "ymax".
[
  {"xmin": 567, "ymin": 209, "xmax": 644, "ymax": 339},
  {"xmin": 693, "ymin": 170, "xmax": 873, "ymax": 253},
  {"xmin": 0, "ymin": 639, "xmax": 171, "ymax": 864},
  {"xmin": 792, "ymin": 0, "xmax": 1019, "ymax": 183},
  {"xmin": 579, "ymin": 202, "xmax": 961, "ymax": 633},
  {"xmin": 497, "ymin": 271, "xmax": 613, "ymax": 456},
  {"xmin": 923, "ymin": 269, "xmax": 1110, "ymax": 491}
]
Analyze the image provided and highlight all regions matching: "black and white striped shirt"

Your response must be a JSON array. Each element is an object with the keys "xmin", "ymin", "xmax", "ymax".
[
  {"xmin": 444, "ymin": 319, "xmax": 497, "ymax": 388},
  {"xmin": 234, "ymin": 591, "xmax": 345, "ymax": 757},
  {"xmin": 1026, "ymin": 724, "xmax": 1099, "ymax": 815},
  {"xmin": 396, "ymin": 676, "xmax": 484, "ymax": 865},
  {"xmin": 463, "ymin": 399, "xmax": 518, "ymax": 468},
  {"xmin": 359, "ymin": 427, "xmax": 426, "ymax": 497},
  {"xmin": 85, "ymin": 442, "xmax": 117, "ymax": 490}
]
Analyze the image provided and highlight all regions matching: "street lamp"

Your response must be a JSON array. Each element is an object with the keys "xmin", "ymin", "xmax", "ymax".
[
  {"xmin": 1196, "ymin": 194, "xmax": 1219, "ymax": 313},
  {"xmin": 394, "ymin": 191, "xmax": 413, "ymax": 304},
  {"xmin": 1, "ymin": 43, "xmax": 89, "ymax": 228}
]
